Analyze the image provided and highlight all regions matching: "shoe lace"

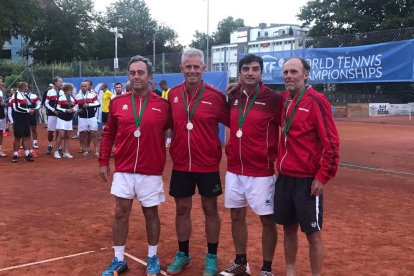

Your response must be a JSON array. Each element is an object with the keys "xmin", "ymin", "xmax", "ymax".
[
  {"xmin": 205, "ymin": 256, "xmax": 217, "ymax": 269},
  {"xmin": 172, "ymin": 255, "xmax": 186, "ymax": 267},
  {"xmin": 147, "ymin": 257, "xmax": 158, "ymax": 269},
  {"xmin": 107, "ymin": 260, "xmax": 123, "ymax": 271},
  {"xmin": 225, "ymin": 262, "xmax": 245, "ymax": 273}
]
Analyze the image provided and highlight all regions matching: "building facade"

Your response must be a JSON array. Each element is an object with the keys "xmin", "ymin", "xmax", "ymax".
[{"xmin": 211, "ymin": 23, "xmax": 309, "ymax": 78}]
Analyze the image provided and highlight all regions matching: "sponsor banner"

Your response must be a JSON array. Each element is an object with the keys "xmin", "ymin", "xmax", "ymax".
[
  {"xmin": 369, "ymin": 103, "xmax": 412, "ymax": 116},
  {"xmin": 242, "ymin": 39, "xmax": 414, "ymax": 84}
]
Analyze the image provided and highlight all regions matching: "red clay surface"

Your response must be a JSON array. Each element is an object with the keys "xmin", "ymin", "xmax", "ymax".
[{"xmin": 0, "ymin": 119, "xmax": 413, "ymax": 275}]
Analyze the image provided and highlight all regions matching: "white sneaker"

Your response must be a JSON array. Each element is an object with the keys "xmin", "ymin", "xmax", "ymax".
[
  {"xmin": 54, "ymin": 151, "xmax": 61, "ymax": 159},
  {"xmin": 32, "ymin": 142, "xmax": 39, "ymax": 149},
  {"xmin": 94, "ymin": 152, "xmax": 99, "ymax": 158},
  {"xmin": 63, "ymin": 152, "xmax": 74, "ymax": 158},
  {"xmin": 82, "ymin": 151, "xmax": 89, "ymax": 157},
  {"xmin": 0, "ymin": 151, "xmax": 7, "ymax": 157}
]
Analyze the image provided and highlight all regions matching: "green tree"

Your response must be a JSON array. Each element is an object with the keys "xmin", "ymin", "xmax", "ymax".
[
  {"xmin": 212, "ymin": 17, "xmax": 244, "ymax": 45},
  {"xmin": 0, "ymin": 0, "xmax": 41, "ymax": 47},
  {"xmin": 28, "ymin": 0, "xmax": 96, "ymax": 63},
  {"xmin": 189, "ymin": 31, "xmax": 209, "ymax": 51},
  {"xmin": 298, "ymin": 0, "xmax": 414, "ymax": 37},
  {"xmin": 106, "ymin": 0, "xmax": 182, "ymax": 58}
]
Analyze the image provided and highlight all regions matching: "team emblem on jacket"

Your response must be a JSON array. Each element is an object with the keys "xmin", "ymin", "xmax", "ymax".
[
  {"xmin": 174, "ymin": 96, "xmax": 178, "ymax": 103},
  {"xmin": 122, "ymin": 104, "xmax": 128, "ymax": 110},
  {"xmin": 234, "ymin": 99, "xmax": 238, "ymax": 106}
]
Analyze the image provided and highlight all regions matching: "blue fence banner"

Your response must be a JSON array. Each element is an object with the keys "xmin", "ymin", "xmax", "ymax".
[
  {"xmin": 242, "ymin": 39, "xmax": 414, "ymax": 84},
  {"xmin": 65, "ymin": 71, "xmax": 228, "ymax": 144}
]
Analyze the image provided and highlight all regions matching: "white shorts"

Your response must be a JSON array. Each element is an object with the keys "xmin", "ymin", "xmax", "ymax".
[
  {"xmin": 224, "ymin": 171, "xmax": 276, "ymax": 216},
  {"xmin": 47, "ymin": 116, "xmax": 57, "ymax": 131},
  {"xmin": 111, "ymin": 172, "xmax": 165, "ymax": 207},
  {"xmin": 56, "ymin": 118, "xmax": 73, "ymax": 131},
  {"xmin": 78, "ymin": 117, "xmax": 98, "ymax": 132},
  {"xmin": 0, "ymin": 118, "xmax": 6, "ymax": 131}
]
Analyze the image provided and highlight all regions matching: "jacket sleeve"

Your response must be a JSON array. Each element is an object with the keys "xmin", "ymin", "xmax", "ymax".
[
  {"xmin": 13, "ymin": 93, "xmax": 29, "ymax": 113},
  {"xmin": 34, "ymin": 96, "xmax": 41, "ymax": 110},
  {"xmin": 89, "ymin": 94, "xmax": 101, "ymax": 107},
  {"xmin": 314, "ymin": 95, "xmax": 340, "ymax": 184},
  {"xmin": 45, "ymin": 90, "xmax": 55, "ymax": 112},
  {"xmin": 218, "ymin": 93, "xmax": 230, "ymax": 128},
  {"xmin": 98, "ymin": 100, "xmax": 117, "ymax": 166}
]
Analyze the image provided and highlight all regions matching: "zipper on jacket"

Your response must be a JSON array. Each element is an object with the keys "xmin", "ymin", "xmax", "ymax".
[
  {"xmin": 279, "ymin": 99, "xmax": 294, "ymax": 174},
  {"xmin": 133, "ymin": 96, "xmax": 142, "ymax": 172}
]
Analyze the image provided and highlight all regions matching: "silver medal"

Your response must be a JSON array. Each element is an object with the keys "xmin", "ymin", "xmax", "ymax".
[
  {"xmin": 236, "ymin": 129, "xmax": 243, "ymax": 138},
  {"xmin": 186, "ymin": 122, "xmax": 194, "ymax": 130},
  {"xmin": 134, "ymin": 129, "xmax": 141, "ymax": 138}
]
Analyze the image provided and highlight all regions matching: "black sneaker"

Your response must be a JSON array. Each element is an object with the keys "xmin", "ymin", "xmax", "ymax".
[
  {"xmin": 24, "ymin": 154, "xmax": 34, "ymax": 162},
  {"xmin": 58, "ymin": 148, "xmax": 64, "ymax": 156},
  {"xmin": 46, "ymin": 146, "xmax": 52, "ymax": 154},
  {"xmin": 12, "ymin": 155, "xmax": 19, "ymax": 163}
]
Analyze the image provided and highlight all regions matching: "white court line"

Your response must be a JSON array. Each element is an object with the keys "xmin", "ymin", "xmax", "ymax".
[
  {"xmin": 340, "ymin": 162, "xmax": 414, "ymax": 177},
  {"xmin": 125, "ymin": 252, "xmax": 167, "ymax": 275},
  {"xmin": 0, "ymin": 249, "xmax": 105, "ymax": 272}
]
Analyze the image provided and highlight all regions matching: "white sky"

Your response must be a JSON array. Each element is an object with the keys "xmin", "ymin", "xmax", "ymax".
[{"xmin": 95, "ymin": 0, "xmax": 309, "ymax": 46}]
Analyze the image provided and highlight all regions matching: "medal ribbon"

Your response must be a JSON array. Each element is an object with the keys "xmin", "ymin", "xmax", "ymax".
[
  {"xmin": 182, "ymin": 82, "xmax": 205, "ymax": 122},
  {"xmin": 238, "ymin": 84, "xmax": 260, "ymax": 129},
  {"xmin": 283, "ymin": 87, "xmax": 307, "ymax": 136},
  {"xmin": 131, "ymin": 92, "xmax": 149, "ymax": 129}
]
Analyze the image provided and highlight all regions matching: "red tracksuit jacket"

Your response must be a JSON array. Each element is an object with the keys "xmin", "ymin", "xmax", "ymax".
[
  {"xmin": 277, "ymin": 86, "xmax": 339, "ymax": 184},
  {"xmin": 99, "ymin": 91, "xmax": 171, "ymax": 175},
  {"xmin": 168, "ymin": 81, "xmax": 229, "ymax": 172},
  {"xmin": 226, "ymin": 83, "xmax": 282, "ymax": 176}
]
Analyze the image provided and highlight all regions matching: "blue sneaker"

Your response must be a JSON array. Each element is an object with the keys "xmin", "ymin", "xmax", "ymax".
[
  {"xmin": 166, "ymin": 251, "xmax": 191, "ymax": 275},
  {"xmin": 102, "ymin": 257, "xmax": 128, "ymax": 276},
  {"xmin": 203, "ymin": 253, "xmax": 218, "ymax": 276},
  {"xmin": 147, "ymin": 255, "xmax": 160, "ymax": 276}
]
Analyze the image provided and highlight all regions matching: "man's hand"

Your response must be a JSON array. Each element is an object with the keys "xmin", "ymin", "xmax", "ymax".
[
  {"xmin": 54, "ymin": 110, "xmax": 59, "ymax": 115},
  {"xmin": 310, "ymin": 179, "xmax": 324, "ymax": 197},
  {"xmin": 226, "ymin": 83, "xmax": 241, "ymax": 96},
  {"xmin": 29, "ymin": 109, "xmax": 35, "ymax": 115},
  {"xmin": 83, "ymin": 103, "xmax": 88, "ymax": 108},
  {"xmin": 99, "ymin": 166, "xmax": 110, "ymax": 182}
]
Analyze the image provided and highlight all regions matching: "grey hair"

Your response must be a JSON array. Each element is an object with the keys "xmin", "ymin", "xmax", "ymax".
[
  {"xmin": 181, "ymin": 48, "xmax": 205, "ymax": 65},
  {"xmin": 127, "ymin": 55, "xmax": 154, "ymax": 74}
]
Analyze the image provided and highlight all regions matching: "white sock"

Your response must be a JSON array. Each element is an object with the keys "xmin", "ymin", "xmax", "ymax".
[
  {"xmin": 148, "ymin": 244, "xmax": 158, "ymax": 257},
  {"xmin": 25, "ymin": 150, "xmax": 30, "ymax": 156},
  {"xmin": 33, "ymin": 140, "xmax": 38, "ymax": 144},
  {"xmin": 14, "ymin": 151, "xmax": 18, "ymax": 156},
  {"xmin": 48, "ymin": 142, "xmax": 52, "ymax": 146},
  {"xmin": 114, "ymin": 245, "xmax": 125, "ymax": 261}
]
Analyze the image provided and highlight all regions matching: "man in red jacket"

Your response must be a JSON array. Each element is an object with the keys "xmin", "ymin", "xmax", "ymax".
[
  {"xmin": 99, "ymin": 55, "xmax": 171, "ymax": 276},
  {"xmin": 275, "ymin": 57, "xmax": 339, "ymax": 276},
  {"xmin": 220, "ymin": 54, "xmax": 282, "ymax": 276},
  {"xmin": 166, "ymin": 48, "xmax": 229, "ymax": 276}
]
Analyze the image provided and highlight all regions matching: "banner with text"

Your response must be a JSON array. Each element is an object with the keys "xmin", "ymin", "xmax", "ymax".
[{"xmin": 244, "ymin": 39, "xmax": 414, "ymax": 84}]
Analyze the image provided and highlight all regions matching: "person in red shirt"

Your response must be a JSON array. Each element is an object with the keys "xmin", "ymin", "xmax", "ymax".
[
  {"xmin": 166, "ymin": 48, "xmax": 229, "ymax": 276},
  {"xmin": 99, "ymin": 55, "xmax": 171, "ymax": 276},
  {"xmin": 221, "ymin": 54, "xmax": 282, "ymax": 276},
  {"xmin": 275, "ymin": 57, "xmax": 339, "ymax": 276}
]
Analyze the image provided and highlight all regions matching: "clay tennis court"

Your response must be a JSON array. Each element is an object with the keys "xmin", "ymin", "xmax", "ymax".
[{"xmin": 0, "ymin": 117, "xmax": 413, "ymax": 275}]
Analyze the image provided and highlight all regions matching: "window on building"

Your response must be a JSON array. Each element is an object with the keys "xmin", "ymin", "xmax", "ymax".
[
  {"xmin": 258, "ymin": 31, "xmax": 260, "ymax": 37},
  {"xmin": 265, "ymin": 32, "xmax": 268, "ymax": 37}
]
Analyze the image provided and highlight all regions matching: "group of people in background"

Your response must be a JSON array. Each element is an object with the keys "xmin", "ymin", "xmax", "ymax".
[
  {"xmin": 0, "ymin": 74, "xmax": 171, "ymax": 162},
  {"xmin": 98, "ymin": 48, "xmax": 339, "ymax": 276}
]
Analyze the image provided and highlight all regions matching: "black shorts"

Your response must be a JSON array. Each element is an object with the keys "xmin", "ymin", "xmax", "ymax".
[
  {"xmin": 13, "ymin": 117, "xmax": 31, "ymax": 138},
  {"xmin": 274, "ymin": 174, "xmax": 323, "ymax": 233},
  {"xmin": 102, "ymin": 112, "xmax": 109, "ymax": 123},
  {"xmin": 29, "ymin": 115, "xmax": 37, "ymax": 126},
  {"xmin": 169, "ymin": 170, "xmax": 222, "ymax": 198}
]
